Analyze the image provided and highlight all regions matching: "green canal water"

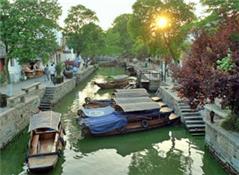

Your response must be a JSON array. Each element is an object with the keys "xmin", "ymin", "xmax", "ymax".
[{"xmin": 0, "ymin": 67, "xmax": 228, "ymax": 175}]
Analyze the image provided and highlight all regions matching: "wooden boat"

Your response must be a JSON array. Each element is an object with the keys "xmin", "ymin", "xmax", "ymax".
[
  {"xmin": 26, "ymin": 111, "xmax": 65, "ymax": 173},
  {"xmin": 94, "ymin": 75, "xmax": 129, "ymax": 89},
  {"xmin": 79, "ymin": 102, "xmax": 180, "ymax": 137},
  {"xmin": 81, "ymin": 88, "xmax": 163, "ymax": 110}
]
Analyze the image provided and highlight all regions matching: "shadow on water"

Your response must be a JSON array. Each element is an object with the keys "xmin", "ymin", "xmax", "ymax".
[{"xmin": 0, "ymin": 67, "xmax": 228, "ymax": 175}]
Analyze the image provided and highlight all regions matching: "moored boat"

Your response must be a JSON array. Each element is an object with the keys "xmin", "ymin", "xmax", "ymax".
[
  {"xmin": 94, "ymin": 75, "xmax": 129, "ymax": 89},
  {"xmin": 78, "ymin": 103, "xmax": 180, "ymax": 137},
  {"xmin": 26, "ymin": 111, "xmax": 65, "ymax": 173}
]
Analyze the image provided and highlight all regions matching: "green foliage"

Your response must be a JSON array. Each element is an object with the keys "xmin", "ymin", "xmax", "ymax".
[
  {"xmin": 201, "ymin": 0, "xmax": 239, "ymax": 14},
  {"xmin": 64, "ymin": 4, "xmax": 99, "ymax": 55},
  {"xmin": 0, "ymin": 0, "xmax": 61, "ymax": 82},
  {"xmin": 101, "ymin": 14, "xmax": 136, "ymax": 57},
  {"xmin": 221, "ymin": 113, "xmax": 239, "ymax": 132},
  {"xmin": 78, "ymin": 23, "xmax": 104, "ymax": 57},
  {"xmin": 55, "ymin": 62, "xmax": 63, "ymax": 76},
  {"xmin": 102, "ymin": 30, "xmax": 122, "ymax": 56},
  {"xmin": 216, "ymin": 49, "xmax": 235, "ymax": 72},
  {"xmin": 128, "ymin": 0, "xmax": 196, "ymax": 60}
]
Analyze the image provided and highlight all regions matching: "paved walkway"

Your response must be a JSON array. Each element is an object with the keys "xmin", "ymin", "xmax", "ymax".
[
  {"xmin": 0, "ymin": 64, "xmax": 87, "ymax": 97},
  {"xmin": 0, "ymin": 76, "xmax": 52, "ymax": 96}
]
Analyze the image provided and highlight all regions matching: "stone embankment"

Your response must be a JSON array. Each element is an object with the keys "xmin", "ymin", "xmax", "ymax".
[
  {"xmin": 204, "ymin": 104, "xmax": 239, "ymax": 175},
  {"xmin": 0, "ymin": 65, "xmax": 96, "ymax": 149},
  {"xmin": 0, "ymin": 84, "xmax": 45, "ymax": 149}
]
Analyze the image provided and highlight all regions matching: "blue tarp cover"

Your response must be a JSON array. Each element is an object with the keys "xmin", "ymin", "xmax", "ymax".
[
  {"xmin": 82, "ymin": 106, "xmax": 115, "ymax": 118},
  {"xmin": 82, "ymin": 112, "xmax": 127, "ymax": 134}
]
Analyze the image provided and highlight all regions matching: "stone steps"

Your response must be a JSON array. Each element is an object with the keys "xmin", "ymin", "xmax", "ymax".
[
  {"xmin": 186, "ymin": 124, "xmax": 205, "ymax": 129},
  {"xmin": 178, "ymin": 101, "xmax": 205, "ymax": 136},
  {"xmin": 183, "ymin": 116, "xmax": 204, "ymax": 120},
  {"xmin": 185, "ymin": 120, "xmax": 204, "ymax": 124},
  {"xmin": 181, "ymin": 112, "xmax": 201, "ymax": 116},
  {"xmin": 39, "ymin": 87, "xmax": 55, "ymax": 111}
]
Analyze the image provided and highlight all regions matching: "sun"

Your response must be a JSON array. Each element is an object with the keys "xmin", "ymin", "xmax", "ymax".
[{"xmin": 155, "ymin": 16, "xmax": 169, "ymax": 29}]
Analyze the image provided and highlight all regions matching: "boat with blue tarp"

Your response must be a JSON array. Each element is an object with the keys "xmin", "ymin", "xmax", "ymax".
[{"xmin": 79, "ymin": 105, "xmax": 179, "ymax": 137}]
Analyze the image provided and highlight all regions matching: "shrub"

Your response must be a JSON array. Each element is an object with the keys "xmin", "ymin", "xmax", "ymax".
[
  {"xmin": 55, "ymin": 63, "xmax": 63, "ymax": 77},
  {"xmin": 221, "ymin": 113, "xmax": 239, "ymax": 132}
]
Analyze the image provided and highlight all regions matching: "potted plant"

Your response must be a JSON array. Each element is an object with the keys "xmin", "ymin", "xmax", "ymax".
[
  {"xmin": 63, "ymin": 64, "xmax": 73, "ymax": 79},
  {"xmin": 54, "ymin": 63, "xmax": 64, "ymax": 84}
]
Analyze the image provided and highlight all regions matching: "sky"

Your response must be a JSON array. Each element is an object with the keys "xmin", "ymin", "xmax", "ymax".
[
  {"xmin": 58, "ymin": 0, "xmax": 206, "ymax": 31},
  {"xmin": 58, "ymin": 0, "xmax": 137, "ymax": 30}
]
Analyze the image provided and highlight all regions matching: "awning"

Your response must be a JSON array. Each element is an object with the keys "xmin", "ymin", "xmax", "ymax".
[
  {"xmin": 116, "ymin": 102, "xmax": 160, "ymax": 112},
  {"xmin": 28, "ymin": 111, "xmax": 61, "ymax": 132}
]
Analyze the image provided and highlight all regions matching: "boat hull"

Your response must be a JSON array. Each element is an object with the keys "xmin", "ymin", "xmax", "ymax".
[
  {"xmin": 80, "ymin": 116, "xmax": 180, "ymax": 137},
  {"xmin": 94, "ymin": 80, "xmax": 128, "ymax": 89},
  {"xmin": 28, "ymin": 154, "xmax": 58, "ymax": 173}
]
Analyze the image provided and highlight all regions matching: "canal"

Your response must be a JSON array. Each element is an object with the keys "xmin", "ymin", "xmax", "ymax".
[{"xmin": 0, "ymin": 67, "xmax": 227, "ymax": 175}]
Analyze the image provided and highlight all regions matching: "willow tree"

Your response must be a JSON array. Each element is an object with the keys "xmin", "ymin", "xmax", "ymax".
[
  {"xmin": 0, "ymin": 0, "xmax": 61, "ymax": 83},
  {"xmin": 64, "ymin": 4, "xmax": 99, "ymax": 57}
]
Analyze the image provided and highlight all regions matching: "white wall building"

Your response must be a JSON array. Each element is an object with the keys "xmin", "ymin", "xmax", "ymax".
[{"xmin": 50, "ymin": 31, "xmax": 76, "ymax": 64}]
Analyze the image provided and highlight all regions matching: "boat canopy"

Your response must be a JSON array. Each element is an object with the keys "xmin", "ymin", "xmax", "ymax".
[
  {"xmin": 114, "ymin": 88, "xmax": 147, "ymax": 93},
  {"xmin": 82, "ymin": 106, "xmax": 115, "ymax": 118},
  {"xmin": 114, "ymin": 96, "xmax": 153, "ymax": 104},
  {"xmin": 28, "ymin": 111, "xmax": 61, "ymax": 132},
  {"xmin": 114, "ymin": 91, "xmax": 149, "ymax": 98},
  {"xmin": 116, "ymin": 102, "xmax": 160, "ymax": 112},
  {"xmin": 111, "ymin": 75, "xmax": 128, "ymax": 81}
]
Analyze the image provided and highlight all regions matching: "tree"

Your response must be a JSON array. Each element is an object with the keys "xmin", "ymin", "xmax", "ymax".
[
  {"xmin": 0, "ymin": 0, "xmax": 61, "ymax": 83},
  {"xmin": 78, "ymin": 23, "xmax": 105, "ymax": 58},
  {"xmin": 128, "ymin": 0, "xmax": 196, "ymax": 60},
  {"xmin": 64, "ymin": 4, "xmax": 98, "ymax": 56},
  {"xmin": 111, "ymin": 14, "xmax": 134, "ymax": 57},
  {"xmin": 101, "ymin": 29, "xmax": 122, "ymax": 56},
  {"xmin": 201, "ymin": 0, "xmax": 239, "ymax": 15},
  {"xmin": 171, "ymin": 14, "xmax": 239, "ymax": 116}
]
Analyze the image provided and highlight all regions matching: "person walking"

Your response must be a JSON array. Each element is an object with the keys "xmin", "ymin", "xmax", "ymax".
[
  {"xmin": 49, "ymin": 63, "xmax": 56, "ymax": 84},
  {"xmin": 44, "ymin": 64, "xmax": 50, "ymax": 81}
]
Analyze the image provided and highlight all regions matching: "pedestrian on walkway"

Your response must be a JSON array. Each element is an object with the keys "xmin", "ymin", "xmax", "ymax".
[
  {"xmin": 49, "ymin": 63, "xmax": 56, "ymax": 84},
  {"xmin": 44, "ymin": 64, "xmax": 50, "ymax": 81}
]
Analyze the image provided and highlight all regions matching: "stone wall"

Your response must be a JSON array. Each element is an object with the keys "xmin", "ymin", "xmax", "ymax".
[
  {"xmin": 204, "ymin": 106, "xmax": 239, "ymax": 175},
  {"xmin": 50, "ymin": 78, "xmax": 76, "ymax": 104},
  {"xmin": 50, "ymin": 65, "xmax": 96, "ymax": 104},
  {"xmin": 0, "ymin": 96, "xmax": 40, "ymax": 149},
  {"xmin": 76, "ymin": 65, "xmax": 96, "ymax": 85},
  {"xmin": 158, "ymin": 85, "xmax": 183, "ymax": 120},
  {"xmin": 0, "ymin": 66, "xmax": 96, "ymax": 149}
]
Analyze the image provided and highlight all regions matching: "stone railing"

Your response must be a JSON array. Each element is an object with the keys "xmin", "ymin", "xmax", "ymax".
[
  {"xmin": 21, "ymin": 82, "xmax": 41, "ymax": 94},
  {"xmin": 6, "ymin": 82, "xmax": 44, "ymax": 108},
  {"xmin": 7, "ymin": 92, "xmax": 25, "ymax": 108}
]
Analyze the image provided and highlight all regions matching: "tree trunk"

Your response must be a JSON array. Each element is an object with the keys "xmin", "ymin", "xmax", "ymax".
[{"xmin": 3, "ymin": 57, "xmax": 10, "ymax": 84}]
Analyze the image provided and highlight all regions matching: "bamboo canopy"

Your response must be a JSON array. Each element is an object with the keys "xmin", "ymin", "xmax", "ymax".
[{"xmin": 29, "ymin": 111, "xmax": 61, "ymax": 132}]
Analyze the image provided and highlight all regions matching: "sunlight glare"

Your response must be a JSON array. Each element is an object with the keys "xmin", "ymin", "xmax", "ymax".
[{"xmin": 155, "ymin": 16, "xmax": 169, "ymax": 29}]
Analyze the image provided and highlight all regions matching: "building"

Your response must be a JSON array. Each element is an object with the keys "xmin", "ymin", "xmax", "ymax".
[
  {"xmin": 0, "ymin": 43, "xmax": 22, "ymax": 83},
  {"xmin": 50, "ymin": 31, "xmax": 76, "ymax": 64}
]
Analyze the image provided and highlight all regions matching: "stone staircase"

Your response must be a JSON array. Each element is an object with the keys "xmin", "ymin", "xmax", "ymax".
[
  {"xmin": 39, "ymin": 87, "xmax": 55, "ymax": 111},
  {"xmin": 177, "ymin": 101, "xmax": 205, "ymax": 136}
]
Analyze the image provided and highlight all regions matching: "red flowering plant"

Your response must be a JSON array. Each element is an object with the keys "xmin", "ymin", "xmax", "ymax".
[{"xmin": 171, "ymin": 14, "xmax": 239, "ymax": 120}]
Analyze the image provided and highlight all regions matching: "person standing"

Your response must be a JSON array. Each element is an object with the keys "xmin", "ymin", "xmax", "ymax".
[
  {"xmin": 49, "ymin": 63, "xmax": 56, "ymax": 83},
  {"xmin": 44, "ymin": 64, "xmax": 50, "ymax": 81}
]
